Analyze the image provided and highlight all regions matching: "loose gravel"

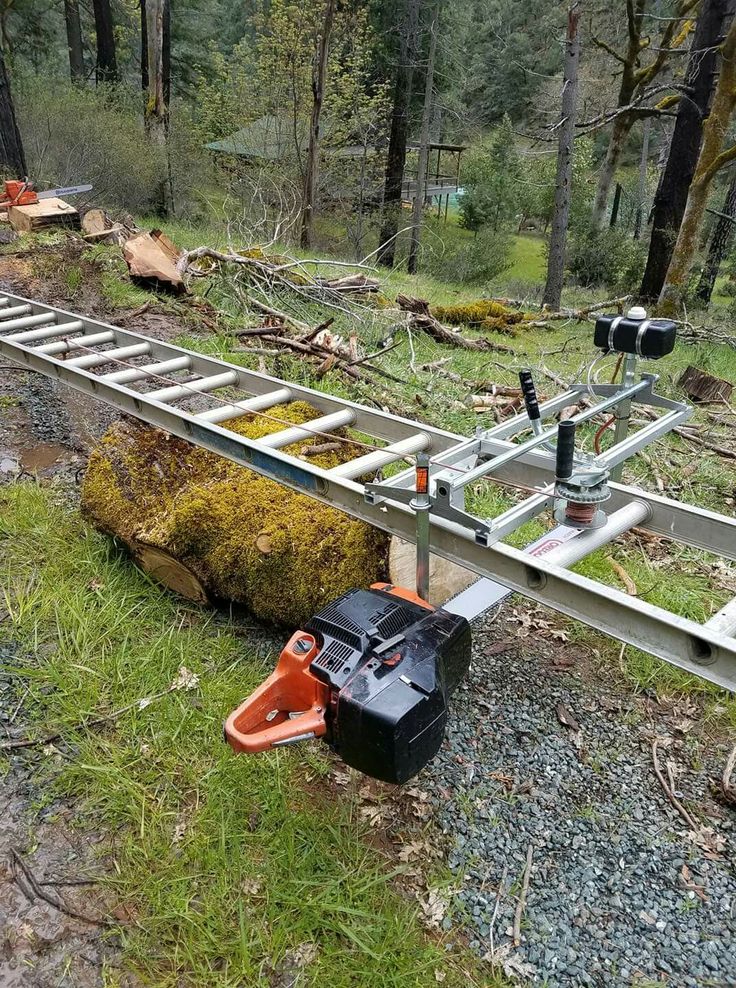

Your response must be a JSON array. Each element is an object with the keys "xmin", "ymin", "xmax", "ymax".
[{"xmin": 426, "ymin": 612, "xmax": 736, "ymax": 986}]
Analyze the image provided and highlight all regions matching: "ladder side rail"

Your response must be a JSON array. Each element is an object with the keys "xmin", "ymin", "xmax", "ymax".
[{"xmin": 0, "ymin": 292, "xmax": 461, "ymax": 452}]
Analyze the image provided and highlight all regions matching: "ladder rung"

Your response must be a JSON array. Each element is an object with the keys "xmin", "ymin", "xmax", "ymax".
[
  {"xmin": 195, "ymin": 387, "xmax": 293, "ymax": 424},
  {"xmin": 329, "ymin": 433, "xmax": 431, "ymax": 480},
  {"xmin": 103, "ymin": 356, "xmax": 191, "ymax": 385},
  {"xmin": 37, "ymin": 331, "xmax": 116, "ymax": 355},
  {"xmin": 146, "ymin": 371, "xmax": 238, "ymax": 403},
  {"xmin": 705, "ymin": 597, "xmax": 736, "ymax": 638},
  {"xmin": 0, "ymin": 304, "xmax": 33, "ymax": 321},
  {"xmin": 259, "ymin": 409, "xmax": 355, "ymax": 449},
  {"xmin": 2, "ymin": 314, "xmax": 64, "ymax": 338},
  {"xmin": 65, "ymin": 343, "xmax": 151, "ymax": 369}
]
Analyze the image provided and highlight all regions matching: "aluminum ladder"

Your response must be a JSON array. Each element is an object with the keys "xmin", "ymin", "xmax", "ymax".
[{"xmin": 1, "ymin": 291, "xmax": 735, "ymax": 689}]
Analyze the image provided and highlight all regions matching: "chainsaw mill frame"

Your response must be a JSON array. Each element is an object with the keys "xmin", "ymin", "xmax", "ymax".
[{"xmin": 1, "ymin": 291, "xmax": 734, "ymax": 690}]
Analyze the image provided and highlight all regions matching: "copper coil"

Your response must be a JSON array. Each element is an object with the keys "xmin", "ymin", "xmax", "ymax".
[{"xmin": 564, "ymin": 501, "xmax": 597, "ymax": 525}]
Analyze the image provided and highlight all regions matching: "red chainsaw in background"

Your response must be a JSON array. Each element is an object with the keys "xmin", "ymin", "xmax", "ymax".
[{"xmin": 0, "ymin": 179, "xmax": 92, "ymax": 207}]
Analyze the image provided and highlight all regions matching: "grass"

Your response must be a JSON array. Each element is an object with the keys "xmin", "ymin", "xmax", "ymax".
[{"xmin": 0, "ymin": 483, "xmax": 507, "ymax": 988}]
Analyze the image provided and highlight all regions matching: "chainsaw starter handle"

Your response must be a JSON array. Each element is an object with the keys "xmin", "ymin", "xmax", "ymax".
[{"xmin": 224, "ymin": 631, "xmax": 328, "ymax": 754}]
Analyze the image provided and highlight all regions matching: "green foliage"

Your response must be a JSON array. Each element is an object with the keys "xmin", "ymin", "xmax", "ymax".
[
  {"xmin": 15, "ymin": 75, "xmax": 210, "ymax": 217},
  {"xmin": 567, "ymin": 224, "xmax": 646, "ymax": 291},
  {"xmin": 427, "ymin": 225, "xmax": 512, "ymax": 284},
  {"xmin": 459, "ymin": 118, "xmax": 521, "ymax": 233}
]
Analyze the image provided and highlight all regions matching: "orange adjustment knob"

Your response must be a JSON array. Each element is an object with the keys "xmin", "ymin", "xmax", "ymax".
[{"xmin": 224, "ymin": 632, "xmax": 329, "ymax": 754}]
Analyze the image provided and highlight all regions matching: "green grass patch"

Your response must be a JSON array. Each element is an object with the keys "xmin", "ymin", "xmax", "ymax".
[{"xmin": 0, "ymin": 483, "xmax": 506, "ymax": 988}]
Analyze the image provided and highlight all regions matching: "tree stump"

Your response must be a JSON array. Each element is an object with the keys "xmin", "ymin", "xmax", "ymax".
[
  {"xmin": 678, "ymin": 365, "xmax": 733, "ymax": 403},
  {"xmin": 81, "ymin": 403, "xmax": 390, "ymax": 627}
]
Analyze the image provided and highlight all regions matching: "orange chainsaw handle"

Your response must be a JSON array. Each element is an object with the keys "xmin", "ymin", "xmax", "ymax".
[{"xmin": 224, "ymin": 631, "xmax": 328, "ymax": 754}]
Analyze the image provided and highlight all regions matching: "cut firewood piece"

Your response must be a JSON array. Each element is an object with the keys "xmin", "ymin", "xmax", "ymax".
[
  {"xmin": 678, "ymin": 365, "xmax": 733, "ymax": 404},
  {"xmin": 123, "ymin": 228, "xmax": 185, "ymax": 293},
  {"xmin": 8, "ymin": 197, "xmax": 80, "ymax": 233}
]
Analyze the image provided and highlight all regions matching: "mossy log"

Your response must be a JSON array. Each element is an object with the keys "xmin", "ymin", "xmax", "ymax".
[{"xmin": 81, "ymin": 402, "xmax": 390, "ymax": 627}]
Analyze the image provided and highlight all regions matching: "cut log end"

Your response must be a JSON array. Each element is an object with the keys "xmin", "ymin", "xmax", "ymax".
[{"xmin": 134, "ymin": 543, "xmax": 209, "ymax": 604}]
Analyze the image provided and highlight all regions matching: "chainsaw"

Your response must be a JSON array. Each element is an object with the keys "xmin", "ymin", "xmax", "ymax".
[{"xmin": 0, "ymin": 179, "xmax": 92, "ymax": 208}]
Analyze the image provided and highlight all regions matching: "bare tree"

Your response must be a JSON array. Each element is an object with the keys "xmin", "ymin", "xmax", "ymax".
[
  {"xmin": 145, "ymin": 0, "xmax": 173, "ymax": 215},
  {"xmin": 633, "ymin": 118, "xmax": 651, "ymax": 239},
  {"xmin": 543, "ymin": 3, "xmax": 581, "ymax": 310},
  {"xmin": 377, "ymin": 0, "xmax": 421, "ymax": 267},
  {"xmin": 64, "ymin": 0, "xmax": 85, "ymax": 81},
  {"xmin": 590, "ymin": 0, "xmax": 697, "ymax": 228},
  {"xmin": 407, "ymin": 11, "xmax": 437, "ymax": 275},
  {"xmin": 0, "ymin": 44, "xmax": 26, "ymax": 176},
  {"xmin": 660, "ymin": 17, "xmax": 736, "ymax": 305},
  {"xmin": 695, "ymin": 173, "xmax": 736, "ymax": 304},
  {"xmin": 640, "ymin": 0, "xmax": 735, "ymax": 300},
  {"xmin": 92, "ymin": 0, "xmax": 118, "ymax": 84},
  {"xmin": 300, "ymin": 0, "xmax": 337, "ymax": 249}
]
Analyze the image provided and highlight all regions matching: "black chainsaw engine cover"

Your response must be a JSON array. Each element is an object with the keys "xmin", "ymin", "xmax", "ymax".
[{"xmin": 305, "ymin": 587, "xmax": 471, "ymax": 784}]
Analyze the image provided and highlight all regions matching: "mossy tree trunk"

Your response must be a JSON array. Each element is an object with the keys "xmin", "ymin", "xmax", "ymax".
[
  {"xmin": 659, "ymin": 18, "xmax": 736, "ymax": 308},
  {"xmin": 640, "ymin": 0, "xmax": 734, "ymax": 300},
  {"xmin": 590, "ymin": 0, "xmax": 697, "ymax": 229},
  {"xmin": 695, "ymin": 171, "xmax": 736, "ymax": 304}
]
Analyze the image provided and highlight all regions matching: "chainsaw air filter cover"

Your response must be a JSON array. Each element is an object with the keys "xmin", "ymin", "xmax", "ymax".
[
  {"xmin": 305, "ymin": 586, "xmax": 471, "ymax": 784},
  {"xmin": 594, "ymin": 313, "xmax": 676, "ymax": 359}
]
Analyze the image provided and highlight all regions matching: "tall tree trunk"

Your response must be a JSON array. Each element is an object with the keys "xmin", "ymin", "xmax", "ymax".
[
  {"xmin": 300, "ymin": 0, "xmax": 336, "ymax": 249},
  {"xmin": 141, "ymin": 0, "xmax": 149, "ymax": 90},
  {"xmin": 407, "ymin": 13, "xmax": 437, "ymax": 275},
  {"xmin": 640, "ymin": 0, "xmax": 734, "ymax": 300},
  {"xmin": 92, "ymin": 0, "xmax": 118, "ymax": 84},
  {"xmin": 609, "ymin": 182, "xmax": 622, "ymax": 227},
  {"xmin": 64, "ymin": 0, "xmax": 85, "ymax": 81},
  {"xmin": 145, "ymin": 0, "xmax": 173, "ymax": 216},
  {"xmin": 592, "ymin": 114, "xmax": 635, "ymax": 227},
  {"xmin": 377, "ymin": 0, "xmax": 421, "ymax": 267},
  {"xmin": 0, "ymin": 45, "xmax": 26, "ymax": 176},
  {"xmin": 633, "ymin": 117, "xmax": 651, "ymax": 239},
  {"xmin": 660, "ymin": 18, "xmax": 736, "ymax": 306},
  {"xmin": 543, "ymin": 4, "xmax": 581, "ymax": 310},
  {"xmin": 695, "ymin": 172, "xmax": 736, "ymax": 304}
]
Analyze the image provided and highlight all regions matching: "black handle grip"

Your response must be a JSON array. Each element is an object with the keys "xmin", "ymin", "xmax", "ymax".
[
  {"xmin": 519, "ymin": 368, "xmax": 540, "ymax": 422},
  {"xmin": 556, "ymin": 420, "xmax": 576, "ymax": 481}
]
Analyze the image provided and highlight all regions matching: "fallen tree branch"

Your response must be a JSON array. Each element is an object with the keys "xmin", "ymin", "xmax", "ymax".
[
  {"xmin": 723, "ymin": 743, "xmax": 736, "ymax": 806},
  {"xmin": 652, "ymin": 738, "xmax": 699, "ymax": 830},
  {"xmin": 396, "ymin": 295, "xmax": 512, "ymax": 353},
  {"xmin": 513, "ymin": 844, "xmax": 534, "ymax": 947}
]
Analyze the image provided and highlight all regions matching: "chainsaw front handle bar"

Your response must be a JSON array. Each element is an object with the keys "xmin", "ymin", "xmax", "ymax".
[{"xmin": 224, "ymin": 631, "xmax": 328, "ymax": 753}]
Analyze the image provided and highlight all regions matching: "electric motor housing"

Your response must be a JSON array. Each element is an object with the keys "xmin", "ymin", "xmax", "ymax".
[{"xmin": 594, "ymin": 313, "xmax": 676, "ymax": 359}]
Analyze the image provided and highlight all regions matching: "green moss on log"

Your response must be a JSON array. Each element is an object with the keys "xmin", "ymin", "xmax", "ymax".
[
  {"xmin": 82, "ymin": 402, "xmax": 389, "ymax": 627},
  {"xmin": 432, "ymin": 299, "xmax": 526, "ymax": 327}
]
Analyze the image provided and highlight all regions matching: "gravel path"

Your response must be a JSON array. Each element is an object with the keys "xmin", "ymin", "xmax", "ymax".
[{"xmin": 426, "ymin": 612, "xmax": 736, "ymax": 986}]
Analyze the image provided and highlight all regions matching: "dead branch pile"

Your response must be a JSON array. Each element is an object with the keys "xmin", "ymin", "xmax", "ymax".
[{"xmin": 396, "ymin": 295, "xmax": 513, "ymax": 353}]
